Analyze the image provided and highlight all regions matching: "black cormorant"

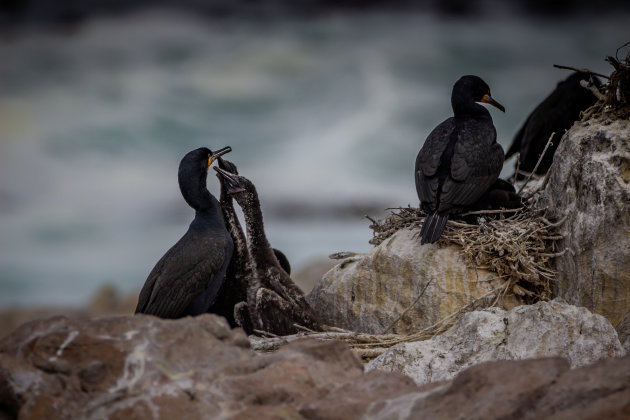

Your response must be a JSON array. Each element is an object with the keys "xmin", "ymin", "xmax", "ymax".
[
  {"xmin": 505, "ymin": 72, "xmax": 600, "ymax": 178},
  {"xmin": 416, "ymin": 75, "xmax": 505, "ymax": 244},
  {"xmin": 135, "ymin": 146, "xmax": 233, "ymax": 318},
  {"xmin": 214, "ymin": 166, "xmax": 320, "ymax": 335},
  {"xmin": 208, "ymin": 158, "xmax": 293, "ymax": 332}
]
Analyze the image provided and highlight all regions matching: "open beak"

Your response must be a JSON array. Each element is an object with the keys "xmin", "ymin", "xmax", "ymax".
[
  {"xmin": 208, "ymin": 146, "xmax": 232, "ymax": 167},
  {"xmin": 480, "ymin": 94, "xmax": 505, "ymax": 113},
  {"xmin": 214, "ymin": 166, "xmax": 246, "ymax": 194}
]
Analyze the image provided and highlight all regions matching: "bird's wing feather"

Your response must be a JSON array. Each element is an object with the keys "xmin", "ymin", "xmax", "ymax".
[
  {"xmin": 136, "ymin": 230, "xmax": 230, "ymax": 318},
  {"xmin": 415, "ymin": 119, "xmax": 454, "ymax": 206},
  {"xmin": 440, "ymin": 121, "xmax": 504, "ymax": 210}
]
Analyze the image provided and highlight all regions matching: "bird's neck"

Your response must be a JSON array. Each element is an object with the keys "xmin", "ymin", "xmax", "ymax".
[
  {"xmin": 220, "ymin": 191, "xmax": 249, "ymax": 263},
  {"xmin": 452, "ymin": 97, "xmax": 491, "ymax": 119},
  {"xmin": 180, "ymin": 169, "xmax": 216, "ymax": 212},
  {"xmin": 241, "ymin": 189, "xmax": 277, "ymax": 268}
]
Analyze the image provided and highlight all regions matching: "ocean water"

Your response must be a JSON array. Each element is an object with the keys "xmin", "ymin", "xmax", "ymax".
[{"xmin": 0, "ymin": 10, "xmax": 627, "ymax": 307}]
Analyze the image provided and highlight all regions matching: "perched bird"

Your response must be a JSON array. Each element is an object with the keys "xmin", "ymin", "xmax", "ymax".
[
  {"xmin": 506, "ymin": 72, "xmax": 600, "ymax": 178},
  {"xmin": 416, "ymin": 75, "xmax": 505, "ymax": 244},
  {"xmin": 135, "ymin": 146, "xmax": 233, "ymax": 318},
  {"xmin": 214, "ymin": 166, "xmax": 320, "ymax": 335},
  {"xmin": 208, "ymin": 157, "xmax": 291, "ymax": 332}
]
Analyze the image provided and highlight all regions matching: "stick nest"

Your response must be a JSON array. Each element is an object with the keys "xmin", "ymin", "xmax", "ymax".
[
  {"xmin": 581, "ymin": 42, "xmax": 630, "ymax": 120},
  {"xmin": 368, "ymin": 206, "xmax": 561, "ymax": 305}
]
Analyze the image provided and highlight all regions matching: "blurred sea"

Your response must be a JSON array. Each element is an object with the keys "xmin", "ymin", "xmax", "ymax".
[{"xmin": 0, "ymin": 10, "xmax": 628, "ymax": 307}]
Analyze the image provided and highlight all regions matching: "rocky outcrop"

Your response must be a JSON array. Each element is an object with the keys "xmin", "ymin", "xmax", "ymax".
[
  {"xmin": 366, "ymin": 300, "xmax": 625, "ymax": 385},
  {"xmin": 368, "ymin": 356, "xmax": 630, "ymax": 420},
  {"xmin": 1, "ymin": 313, "xmax": 629, "ymax": 419},
  {"xmin": 0, "ymin": 314, "xmax": 418, "ymax": 419},
  {"xmin": 307, "ymin": 228, "xmax": 521, "ymax": 334},
  {"xmin": 617, "ymin": 311, "xmax": 630, "ymax": 353},
  {"xmin": 536, "ymin": 117, "xmax": 630, "ymax": 326}
]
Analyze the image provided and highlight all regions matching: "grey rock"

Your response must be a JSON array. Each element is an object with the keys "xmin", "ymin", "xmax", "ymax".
[
  {"xmin": 535, "ymin": 117, "xmax": 630, "ymax": 326},
  {"xmin": 367, "ymin": 300, "xmax": 625, "ymax": 385}
]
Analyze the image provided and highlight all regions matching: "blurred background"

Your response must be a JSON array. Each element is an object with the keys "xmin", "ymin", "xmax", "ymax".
[{"xmin": 1, "ymin": 0, "xmax": 628, "ymax": 312}]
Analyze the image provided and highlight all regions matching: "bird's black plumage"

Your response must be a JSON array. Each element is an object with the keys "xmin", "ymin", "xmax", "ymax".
[
  {"xmin": 416, "ymin": 75, "xmax": 505, "ymax": 244},
  {"xmin": 208, "ymin": 158, "xmax": 293, "ymax": 331},
  {"xmin": 135, "ymin": 147, "xmax": 233, "ymax": 318},
  {"xmin": 506, "ymin": 72, "xmax": 600, "ymax": 178},
  {"xmin": 214, "ymin": 166, "xmax": 320, "ymax": 335}
]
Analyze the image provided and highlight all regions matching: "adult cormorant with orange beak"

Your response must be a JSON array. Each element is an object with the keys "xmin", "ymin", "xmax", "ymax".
[
  {"xmin": 416, "ymin": 75, "xmax": 505, "ymax": 244},
  {"xmin": 135, "ymin": 146, "xmax": 233, "ymax": 318}
]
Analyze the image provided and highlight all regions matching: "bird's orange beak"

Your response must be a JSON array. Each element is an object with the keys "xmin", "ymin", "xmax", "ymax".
[{"xmin": 480, "ymin": 94, "xmax": 505, "ymax": 113}]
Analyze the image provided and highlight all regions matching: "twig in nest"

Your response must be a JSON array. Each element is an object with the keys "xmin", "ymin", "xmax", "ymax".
[
  {"xmin": 381, "ymin": 279, "xmax": 433, "ymax": 334},
  {"xmin": 518, "ymin": 132, "xmax": 555, "ymax": 195},
  {"xmin": 553, "ymin": 64, "xmax": 610, "ymax": 80},
  {"xmin": 580, "ymin": 79, "xmax": 607, "ymax": 101}
]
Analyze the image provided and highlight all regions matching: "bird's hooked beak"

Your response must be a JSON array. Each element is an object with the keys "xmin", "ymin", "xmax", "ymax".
[
  {"xmin": 214, "ymin": 166, "xmax": 246, "ymax": 194},
  {"xmin": 480, "ymin": 94, "xmax": 505, "ymax": 113},
  {"xmin": 208, "ymin": 146, "xmax": 232, "ymax": 168}
]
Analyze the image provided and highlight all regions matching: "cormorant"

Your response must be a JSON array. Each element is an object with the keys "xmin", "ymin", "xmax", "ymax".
[
  {"xmin": 135, "ymin": 146, "xmax": 233, "ymax": 318},
  {"xmin": 416, "ymin": 75, "xmax": 505, "ymax": 244},
  {"xmin": 506, "ymin": 72, "xmax": 600, "ymax": 178},
  {"xmin": 207, "ymin": 157, "xmax": 291, "ymax": 331},
  {"xmin": 214, "ymin": 166, "xmax": 320, "ymax": 335}
]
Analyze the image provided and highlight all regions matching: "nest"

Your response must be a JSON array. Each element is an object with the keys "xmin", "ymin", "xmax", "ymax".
[
  {"xmin": 368, "ymin": 206, "xmax": 562, "ymax": 304},
  {"xmin": 578, "ymin": 41, "xmax": 630, "ymax": 120}
]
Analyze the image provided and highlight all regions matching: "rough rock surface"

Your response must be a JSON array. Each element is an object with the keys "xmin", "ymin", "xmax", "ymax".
[
  {"xmin": 1, "ymin": 313, "xmax": 629, "ymax": 419},
  {"xmin": 537, "ymin": 117, "xmax": 630, "ymax": 326},
  {"xmin": 368, "ymin": 356, "xmax": 630, "ymax": 420},
  {"xmin": 0, "ymin": 314, "xmax": 417, "ymax": 419},
  {"xmin": 307, "ymin": 228, "xmax": 521, "ymax": 334},
  {"xmin": 617, "ymin": 311, "xmax": 630, "ymax": 353},
  {"xmin": 367, "ymin": 300, "xmax": 625, "ymax": 385}
]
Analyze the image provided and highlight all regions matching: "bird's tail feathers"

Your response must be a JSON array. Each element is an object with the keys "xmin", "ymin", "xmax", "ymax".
[{"xmin": 420, "ymin": 213, "xmax": 449, "ymax": 244}]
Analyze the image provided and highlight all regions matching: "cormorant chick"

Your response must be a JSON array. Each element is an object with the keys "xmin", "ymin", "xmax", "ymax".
[{"xmin": 214, "ymin": 166, "xmax": 320, "ymax": 335}]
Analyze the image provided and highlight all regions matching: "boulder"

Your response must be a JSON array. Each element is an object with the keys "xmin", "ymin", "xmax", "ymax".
[
  {"xmin": 617, "ymin": 311, "xmax": 630, "ymax": 353},
  {"xmin": 0, "ymin": 314, "xmax": 417, "ymax": 419},
  {"xmin": 536, "ymin": 117, "xmax": 630, "ymax": 326},
  {"xmin": 366, "ymin": 300, "xmax": 625, "ymax": 385},
  {"xmin": 366, "ymin": 356, "xmax": 630, "ymax": 420},
  {"xmin": 307, "ymin": 228, "xmax": 521, "ymax": 334},
  {"xmin": 1, "ymin": 313, "xmax": 628, "ymax": 419}
]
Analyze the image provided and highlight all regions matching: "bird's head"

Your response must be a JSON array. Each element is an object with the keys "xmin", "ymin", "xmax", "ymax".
[
  {"xmin": 213, "ymin": 166, "xmax": 252, "ymax": 200},
  {"xmin": 454, "ymin": 75, "xmax": 505, "ymax": 113}
]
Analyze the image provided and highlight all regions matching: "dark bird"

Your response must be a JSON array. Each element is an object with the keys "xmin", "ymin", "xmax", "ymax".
[
  {"xmin": 506, "ymin": 72, "xmax": 600, "ymax": 178},
  {"xmin": 214, "ymin": 166, "xmax": 320, "ymax": 335},
  {"xmin": 416, "ymin": 75, "xmax": 505, "ymax": 244},
  {"xmin": 208, "ymin": 157, "xmax": 291, "ymax": 332},
  {"xmin": 135, "ymin": 146, "xmax": 234, "ymax": 318}
]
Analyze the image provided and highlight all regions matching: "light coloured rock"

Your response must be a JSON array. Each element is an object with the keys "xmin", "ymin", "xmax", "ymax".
[
  {"xmin": 366, "ymin": 300, "xmax": 625, "ymax": 385},
  {"xmin": 536, "ymin": 117, "xmax": 630, "ymax": 326},
  {"xmin": 307, "ymin": 228, "xmax": 521, "ymax": 334}
]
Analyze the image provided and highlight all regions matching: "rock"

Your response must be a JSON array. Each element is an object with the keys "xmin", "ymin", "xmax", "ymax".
[
  {"xmin": 1, "ymin": 313, "xmax": 628, "ymax": 419},
  {"xmin": 0, "ymin": 286, "xmax": 138, "ymax": 340},
  {"xmin": 366, "ymin": 356, "xmax": 630, "ymax": 420},
  {"xmin": 0, "ymin": 314, "xmax": 417, "ymax": 419},
  {"xmin": 307, "ymin": 228, "xmax": 522, "ymax": 334},
  {"xmin": 366, "ymin": 300, "xmax": 625, "ymax": 385},
  {"xmin": 536, "ymin": 117, "xmax": 630, "ymax": 326},
  {"xmin": 292, "ymin": 257, "xmax": 338, "ymax": 294},
  {"xmin": 617, "ymin": 312, "xmax": 630, "ymax": 353}
]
